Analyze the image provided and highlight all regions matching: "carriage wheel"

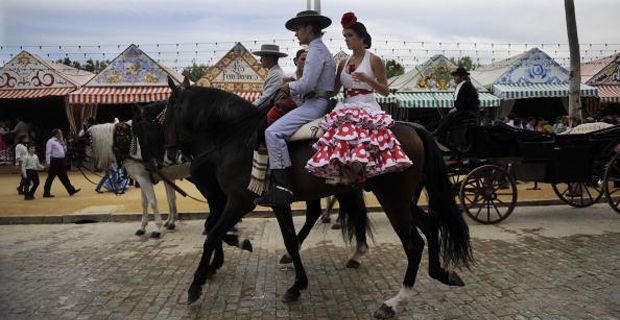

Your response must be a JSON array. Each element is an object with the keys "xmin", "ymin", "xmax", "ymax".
[
  {"xmin": 603, "ymin": 153, "xmax": 620, "ymax": 214},
  {"xmin": 459, "ymin": 165, "xmax": 517, "ymax": 224},
  {"xmin": 552, "ymin": 179, "xmax": 603, "ymax": 208}
]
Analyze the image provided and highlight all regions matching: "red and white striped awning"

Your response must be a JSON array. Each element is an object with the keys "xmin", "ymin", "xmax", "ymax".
[
  {"xmin": 234, "ymin": 91, "xmax": 261, "ymax": 102},
  {"xmin": 69, "ymin": 86, "xmax": 172, "ymax": 104},
  {"xmin": 0, "ymin": 87, "xmax": 75, "ymax": 99},
  {"xmin": 597, "ymin": 85, "xmax": 620, "ymax": 103}
]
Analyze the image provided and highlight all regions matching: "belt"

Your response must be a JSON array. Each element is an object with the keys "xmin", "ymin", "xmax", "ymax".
[
  {"xmin": 303, "ymin": 90, "xmax": 332, "ymax": 100},
  {"xmin": 346, "ymin": 89, "xmax": 374, "ymax": 97}
]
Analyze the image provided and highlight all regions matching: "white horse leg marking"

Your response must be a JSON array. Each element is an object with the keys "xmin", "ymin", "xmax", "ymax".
[
  {"xmin": 139, "ymin": 189, "xmax": 148, "ymax": 230},
  {"xmin": 164, "ymin": 182, "xmax": 177, "ymax": 227},
  {"xmin": 384, "ymin": 286, "xmax": 416, "ymax": 313}
]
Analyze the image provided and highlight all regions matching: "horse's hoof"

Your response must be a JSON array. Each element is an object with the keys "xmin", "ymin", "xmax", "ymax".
[
  {"xmin": 187, "ymin": 285, "xmax": 202, "ymax": 305},
  {"xmin": 431, "ymin": 271, "xmax": 465, "ymax": 287},
  {"xmin": 446, "ymin": 272, "xmax": 465, "ymax": 287},
  {"xmin": 331, "ymin": 223, "xmax": 341, "ymax": 230},
  {"xmin": 205, "ymin": 267, "xmax": 216, "ymax": 280},
  {"xmin": 163, "ymin": 221, "xmax": 169, "ymax": 227},
  {"xmin": 241, "ymin": 239, "xmax": 253, "ymax": 252},
  {"xmin": 373, "ymin": 303, "xmax": 396, "ymax": 319},
  {"xmin": 166, "ymin": 223, "xmax": 176, "ymax": 230},
  {"xmin": 135, "ymin": 229, "xmax": 146, "ymax": 236},
  {"xmin": 320, "ymin": 216, "xmax": 331, "ymax": 224},
  {"xmin": 346, "ymin": 259, "xmax": 361, "ymax": 269},
  {"xmin": 151, "ymin": 231, "xmax": 161, "ymax": 239},
  {"xmin": 281, "ymin": 289, "xmax": 300, "ymax": 303},
  {"xmin": 279, "ymin": 254, "xmax": 293, "ymax": 264}
]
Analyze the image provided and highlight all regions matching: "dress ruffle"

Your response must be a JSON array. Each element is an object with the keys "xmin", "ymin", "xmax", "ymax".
[{"xmin": 305, "ymin": 107, "xmax": 413, "ymax": 185}]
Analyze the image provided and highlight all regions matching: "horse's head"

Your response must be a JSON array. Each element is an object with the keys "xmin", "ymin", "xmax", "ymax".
[
  {"xmin": 164, "ymin": 76, "xmax": 197, "ymax": 159},
  {"xmin": 131, "ymin": 102, "xmax": 168, "ymax": 166}
]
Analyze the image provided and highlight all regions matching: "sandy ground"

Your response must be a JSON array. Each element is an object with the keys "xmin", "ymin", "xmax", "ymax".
[{"xmin": 0, "ymin": 169, "xmax": 565, "ymax": 217}]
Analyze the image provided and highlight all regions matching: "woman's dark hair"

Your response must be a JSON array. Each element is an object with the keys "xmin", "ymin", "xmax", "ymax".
[
  {"xmin": 349, "ymin": 22, "xmax": 372, "ymax": 49},
  {"xmin": 294, "ymin": 49, "xmax": 306, "ymax": 65}
]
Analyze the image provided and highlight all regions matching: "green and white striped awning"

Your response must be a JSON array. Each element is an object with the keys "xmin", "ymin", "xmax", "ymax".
[
  {"xmin": 333, "ymin": 92, "xmax": 393, "ymax": 104},
  {"xmin": 491, "ymin": 83, "xmax": 598, "ymax": 99},
  {"xmin": 334, "ymin": 92, "xmax": 499, "ymax": 108},
  {"xmin": 394, "ymin": 92, "xmax": 501, "ymax": 108}
]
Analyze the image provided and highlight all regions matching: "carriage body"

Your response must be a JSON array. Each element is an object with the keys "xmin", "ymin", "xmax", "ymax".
[{"xmin": 446, "ymin": 123, "xmax": 620, "ymax": 224}]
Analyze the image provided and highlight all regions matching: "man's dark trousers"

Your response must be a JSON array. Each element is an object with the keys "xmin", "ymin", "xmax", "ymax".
[{"xmin": 43, "ymin": 157, "xmax": 76, "ymax": 195}]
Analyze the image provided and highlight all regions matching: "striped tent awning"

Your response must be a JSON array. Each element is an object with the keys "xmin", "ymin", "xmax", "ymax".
[
  {"xmin": 491, "ymin": 83, "xmax": 598, "ymax": 99},
  {"xmin": 333, "ymin": 92, "xmax": 394, "ymax": 104},
  {"xmin": 234, "ymin": 91, "xmax": 261, "ymax": 102},
  {"xmin": 395, "ymin": 92, "xmax": 501, "ymax": 108},
  {"xmin": 0, "ymin": 87, "xmax": 75, "ymax": 99},
  {"xmin": 69, "ymin": 86, "xmax": 172, "ymax": 104},
  {"xmin": 596, "ymin": 85, "xmax": 620, "ymax": 103}
]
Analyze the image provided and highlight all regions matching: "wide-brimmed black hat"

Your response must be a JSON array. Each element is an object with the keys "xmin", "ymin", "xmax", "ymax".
[
  {"xmin": 451, "ymin": 67, "xmax": 470, "ymax": 76},
  {"xmin": 252, "ymin": 44, "xmax": 288, "ymax": 57},
  {"xmin": 285, "ymin": 10, "xmax": 332, "ymax": 31}
]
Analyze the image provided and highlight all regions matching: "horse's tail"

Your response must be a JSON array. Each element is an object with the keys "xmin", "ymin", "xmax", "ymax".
[
  {"xmin": 337, "ymin": 190, "xmax": 374, "ymax": 245},
  {"xmin": 408, "ymin": 122, "xmax": 474, "ymax": 269}
]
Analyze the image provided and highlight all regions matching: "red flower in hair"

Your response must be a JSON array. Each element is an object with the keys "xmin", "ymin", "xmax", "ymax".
[{"xmin": 341, "ymin": 12, "xmax": 357, "ymax": 29}]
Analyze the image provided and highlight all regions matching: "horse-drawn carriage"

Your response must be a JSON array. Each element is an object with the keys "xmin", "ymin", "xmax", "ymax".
[{"xmin": 443, "ymin": 123, "xmax": 620, "ymax": 224}]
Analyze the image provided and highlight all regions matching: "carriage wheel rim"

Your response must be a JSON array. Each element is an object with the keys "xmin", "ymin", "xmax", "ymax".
[{"xmin": 459, "ymin": 165, "xmax": 517, "ymax": 224}]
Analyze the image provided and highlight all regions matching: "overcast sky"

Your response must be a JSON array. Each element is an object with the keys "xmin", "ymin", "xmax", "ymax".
[{"xmin": 1, "ymin": 0, "xmax": 619, "ymax": 72}]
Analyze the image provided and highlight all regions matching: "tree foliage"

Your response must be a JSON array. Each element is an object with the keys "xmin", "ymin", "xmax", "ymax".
[
  {"xmin": 449, "ymin": 56, "xmax": 476, "ymax": 71},
  {"xmin": 56, "ymin": 57, "xmax": 110, "ymax": 73},
  {"xmin": 385, "ymin": 59, "xmax": 405, "ymax": 79},
  {"xmin": 182, "ymin": 60, "xmax": 210, "ymax": 82}
]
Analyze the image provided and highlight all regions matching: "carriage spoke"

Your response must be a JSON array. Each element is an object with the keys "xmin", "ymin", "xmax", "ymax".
[{"xmin": 490, "ymin": 200, "xmax": 503, "ymax": 216}]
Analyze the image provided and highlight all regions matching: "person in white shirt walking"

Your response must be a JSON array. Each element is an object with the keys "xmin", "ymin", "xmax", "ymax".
[
  {"xmin": 22, "ymin": 144, "xmax": 45, "ymax": 200},
  {"xmin": 14, "ymin": 135, "xmax": 29, "ymax": 195}
]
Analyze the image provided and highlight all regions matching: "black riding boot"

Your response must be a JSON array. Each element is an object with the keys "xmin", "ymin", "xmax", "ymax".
[{"xmin": 254, "ymin": 168, "xmax": 294, "ymax": 207}]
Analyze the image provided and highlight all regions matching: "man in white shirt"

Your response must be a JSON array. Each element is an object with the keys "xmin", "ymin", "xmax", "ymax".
[{"xmin": 252, "ymin": 44, "xmax": 287, "ymax": 108}]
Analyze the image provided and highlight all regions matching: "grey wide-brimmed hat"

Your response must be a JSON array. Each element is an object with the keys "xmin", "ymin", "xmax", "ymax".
[
  {"xmin": 285, "ymin": 10, "xmax": 332, "ymax": 31},
  {"xmin": 252, "ymin": 44, "xmax": 288, "ymax": 57}
]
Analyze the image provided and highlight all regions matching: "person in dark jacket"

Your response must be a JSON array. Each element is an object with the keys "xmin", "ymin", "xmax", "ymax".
[{"xmin": 433, "ymin": 67, "xmax": 480, "ymax": 144}]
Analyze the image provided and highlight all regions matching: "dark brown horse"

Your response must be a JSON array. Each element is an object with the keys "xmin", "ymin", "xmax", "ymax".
[{"xmin": 164, "ymin": 77, "xmax": 473, "ymax": 319}]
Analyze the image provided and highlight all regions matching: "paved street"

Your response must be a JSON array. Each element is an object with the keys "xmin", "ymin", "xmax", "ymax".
[{"xmin": 1, "ymin": 204, "xmax": 619, "ymax": 320}]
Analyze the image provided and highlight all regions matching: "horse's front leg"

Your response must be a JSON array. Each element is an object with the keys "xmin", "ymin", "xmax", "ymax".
[
  {"xmin": 188, "ymin": 196, "xmax": 252, "ymax": 304},
  {"xmin": 273, "ymin": 205, "xmax": 308, "ymax": 302},
  {"xmin": 135, "ymin": 188, "xmax": 148, "ymax": 236},
  {"xmin": 163, "ymin": 182, "xmax": 177, "ymax": 230},
  {"xmin": 140, "ymin": 178, "xmax": 162, "ymax": 238},
  {"xmin": 280, "ymin": 199, "xmax": 321, "ymax": 264}
]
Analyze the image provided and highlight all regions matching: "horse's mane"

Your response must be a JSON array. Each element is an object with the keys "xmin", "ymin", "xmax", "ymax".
[
  {"xmin": 87, "ymin": 123, "xmax": 116, "ymax": 169},
  {"xmin": 188, "ymin": 87, "xmax": 262, "ymax": 123},
  {"xmin": 138, "ymin": 101, "xmax": 167, "ymax": 121}
]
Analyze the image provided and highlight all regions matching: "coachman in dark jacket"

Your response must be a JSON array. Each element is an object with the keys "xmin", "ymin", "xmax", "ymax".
[{"xmin": 433, "ymin": 67, "xmax": 480, "ymax": 145}]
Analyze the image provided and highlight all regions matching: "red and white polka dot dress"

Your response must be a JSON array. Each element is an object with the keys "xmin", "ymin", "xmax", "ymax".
[
  {"xmin": 305, "ymin": 108, "xmax": 412, "ymax": 185},
  {"xmin": 305, "ymin": 50, "xmax": 413, "ymax": 185}
]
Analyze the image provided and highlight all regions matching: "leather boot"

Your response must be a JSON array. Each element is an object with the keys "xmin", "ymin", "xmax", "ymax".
[{"xmin": 254, "ymin": 168, "xmax": 294, "ymax": 207}]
